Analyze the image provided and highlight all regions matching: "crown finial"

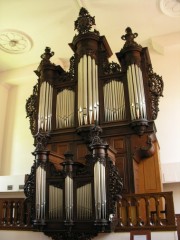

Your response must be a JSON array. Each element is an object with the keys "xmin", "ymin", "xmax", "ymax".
[
  {"xmin": 121, "ymin": 27, "xmax": 139, "ymax": 48},
  {"xmin": 74, "ymin": 7, "xmax": 96, "ymax": 34},
  {"xmin": 41, "ymin": 47, "xmax": 54, "ymax": 61}
]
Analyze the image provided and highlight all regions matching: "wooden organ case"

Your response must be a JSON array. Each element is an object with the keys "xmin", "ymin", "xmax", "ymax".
[{"xmin": 25, "ymin": 8, "xmax": 164, "ymax": 240}]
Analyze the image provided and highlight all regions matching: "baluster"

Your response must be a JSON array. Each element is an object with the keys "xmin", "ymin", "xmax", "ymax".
[
  {"xmin": 2, "ymin": 201, "xmax": 7, "ymax": 225},
  {"xmin": 155, "ymin": 196, "xmax": 161, "ymax": 225},
  {"xmin": 136, "ymin": 198, "xmax": 143, "ymax": 226},
  {"xmin": 7, "ymin": 201, "xmax": 12, "ymax": 225},
  {"xmin": 117, "ymin": 198, "xmax": 124, "ymax": 227},
  {"xmin": 127, "ymin": 198, "xmax": 133, "ymax": 227},
  {"xmin": 16, "ymin": 201, "xmax": 21, "ymax": 226},
  {"xmin": 11, "ymin": 202, "xmax": 15, "ymax": 225},
  {"xmin": 145, "ymin": 197, "xmax": 151, "ymax": 226}
]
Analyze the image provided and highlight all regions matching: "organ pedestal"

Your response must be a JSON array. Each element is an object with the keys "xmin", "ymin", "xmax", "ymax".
[{"xmin": 25, "ymin": 7, "xmax": 164, "ymax": 240}]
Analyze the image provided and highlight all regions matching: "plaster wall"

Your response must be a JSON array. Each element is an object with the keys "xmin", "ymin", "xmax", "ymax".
[{"xmin": 0, "ymin": 230, "xmax": 178, "ymax": 240}]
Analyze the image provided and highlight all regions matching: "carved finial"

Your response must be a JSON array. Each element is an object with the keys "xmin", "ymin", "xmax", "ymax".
[
  {"xmin": 35, "ymin": 47, "xmax": 55, "ymax": 76},
  {"xmin": 121, "ymin": 27, "xmax": 139, "ymax": 48},
  {"xmin": 89, "ymin": 124, "xmax": 104, "ymax": 146},
  {"xmin": 74, "ymin": 7, "xmax": 96, "ymax": 34},
  {"xmin": 41, "ymin": 47, "xmax": 54, "ymax": 61},
  {"xmin": 34, "ymin": 128, "xmax": 50, "ymax": 151}
]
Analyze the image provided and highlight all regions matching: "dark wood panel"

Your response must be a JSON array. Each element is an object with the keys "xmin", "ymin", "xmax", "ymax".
[{"xmin": 176, "ymin": 214, "xmax": 180, "ymax": 240}]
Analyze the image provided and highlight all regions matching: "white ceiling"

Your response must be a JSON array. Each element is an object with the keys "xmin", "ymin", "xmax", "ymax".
[{"xmin": 1, "ymin": 0, "xmax": 180, "ymax": 74}]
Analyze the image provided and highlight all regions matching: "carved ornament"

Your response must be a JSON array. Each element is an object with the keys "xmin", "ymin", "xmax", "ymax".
[
  {"xmin": 75, "ymin": 8, "xmax": 97, "ymax": 35},
  {"xmin": 148, "ymin": 66, "xmax": 164, "ymax": 120},
  {"xmin": 26, "ymin": 83, "xmax": 38, "ymax": 135}
]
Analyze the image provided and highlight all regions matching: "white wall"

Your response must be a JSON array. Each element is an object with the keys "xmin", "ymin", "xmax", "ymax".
[
  {"xmin": 0, "ymin": 231, "xmax": 178, "ymax": 240},
  {"xmin": 0, "ymin": 65, "xmax": 36, "ymax": 176},
  {"xmin": 150, "ymin": 46, "xmax": 180, "ymax": 164},
  {"xmin": 163, "ymin": 182, "xmax": 180, "ymax": 214},
  {"xmin": 1, "ymin": 81, "xmax": 35, "ymax": 175},
  {"xmin": 0, "ymin": 84, "xmax": 9, "ymax": 174}
]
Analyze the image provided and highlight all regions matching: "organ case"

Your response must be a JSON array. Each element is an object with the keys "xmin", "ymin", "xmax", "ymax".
[{"xmin": 25, "ymin": 7, "xmax": 164, "ymax": 240}]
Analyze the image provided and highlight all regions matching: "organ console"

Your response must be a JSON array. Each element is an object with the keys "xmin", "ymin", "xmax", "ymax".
[{"xmin": 25, "ymin": 7, "xmax": 163, "ymax": 240}]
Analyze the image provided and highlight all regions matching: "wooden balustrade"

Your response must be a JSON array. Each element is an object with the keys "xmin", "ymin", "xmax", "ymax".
[
  {"xmin": 0, "ymin": 198, "xmax": 32, "ymax": 230},
  {"xmin": 0, "ymin": 191, "xmax": 176, "ymax": 232},
  {"xmin": 116, "ymin": 191, "xmax": 177, "ymax": 232}
]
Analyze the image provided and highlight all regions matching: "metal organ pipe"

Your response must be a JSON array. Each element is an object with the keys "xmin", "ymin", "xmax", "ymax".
[
  {"xmin": 103, "ymin": 80, "xmax": 126, "ymax": 122},
  {"xmin": 56, "ymin": 89, "xmax": 75, "ymax": 128},
  {"xmin": 65, "ymin": 175, "xmax": 73, "ymax": 221},
  {"xmin": 127, "ymin": 67, "xmax": 136, "ymax": 119},
  {"xmin": 88, "ymin": 55, "xmax": 93, "ymax": 124},
  {"xmin": 131, "ymin": 64, "xmax": 139, "ymax": 118},
  {"xmin": 95, "ymin": 64, "xmax": 99, "ymax": 122},
  {"xmin": 78, "ymin": 55, "xmax": 99, "ymax": 126},
  {"xmin": 83, "ymin": 55, "xmax": 88, "ymax": 124},
  {"xmin": 35, "ymin": 166, "xmax": 46, "ymax": 220},
  {"xmin": 137, "ymin": 66, "xmax": 147, "ymax": 118},
  {"xmin": 38, "ymin": 81, "xmax": 53, "ymax": 131},
  {"xmin": 77, "ymin": 183, "xmax": 92, "ymax": 220},
  {"xmin": 94, "ymin": 161, "xmax": 106, "ymax": 220},
  {"xmin": 127, "ymin": 64, "xmax": 147, "ymax": 120},
  {"xmin": 49, "ymin": 185, "xmax": 63, "ymax": 219},
  {"xmin": 78, "ymin": 58, "xmax": 83, "ymax": 125}
]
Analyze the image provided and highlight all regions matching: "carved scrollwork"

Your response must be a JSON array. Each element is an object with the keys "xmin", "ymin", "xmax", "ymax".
[
  {"xmin": 48, "ymin": 162, "xmax": 66, "ymax": 177},
  {"xmin": 26, "ymin": 83, "xmax": 38, "ymax": 135},
  {"xmin": 108, "ymin": 159, "xmax": 123, "ymax": 214},
  {"xmin": 24, "ymin": 162, "xmax": 36, "ymax": 199},
  {"xmin": 24, "ymin": 161, "xmax": 36, "ymax": 222},
  {"xmin": 103, "ymin": 61, "xmax": 121, "ymax": 75},
  {"xmin": 133, "ymin": 134, "xmax": 155, "ymax": 163},
  {"xmin": 59, "ymin": 56, "xmax": 75, "ymax": 82},
  {"xmin": 34, "ymin": 129, "xmax": 50, "ymax": 151},
  {"xmin": 68, "ymin": 55, "xmax": 75, "ymax": 80},
  {"xmin": 89, "ymin": 124, "xmax": 103, "ymax": 146},
  {"xmin": 148, "ymin": 66, "xmax": 164, "ymax": 120},
  {"xmin": 74, "ymin": 7, "xmax": 99, "ymax": 35},
  {"xmin": 44, "ymin": 231, "xmax": 98, "ymax": 240}
]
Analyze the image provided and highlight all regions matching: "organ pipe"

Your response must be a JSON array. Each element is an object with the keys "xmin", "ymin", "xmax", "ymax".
[
  {"xmin": 36, "ymin": 165, "xmax": 46, "ymax": 220},
  {"xmin": 78, "ymin": 55, "xmax": 99, "ymax": 126},
  {"xmin": 49, "ymin": 185, "xmax": 63, "ymax": 219},
  {"xmin": 103, "ymin": 80, "xmax": 126, "ymax": 122},
  {"xmin": 65, "ymin": 175, "xmax": 73, "ymax": 221},
  {"xmin": 94, "ymin": 161, "xmax": 106, "ymax": 220},
  {"xmin": 77, "ymin": 183, "xmax": 92, "ymax": 220},
  {"xmin": 56, "ymin": 89, "xmax": 75, "ymax": 128},
  {"xmin": 127, "ymin": 64, "xmax": 147, "ymax": 120},
  {"xmin": 38, "ymin": 81, "xmax": 53, "ymax": 131}
]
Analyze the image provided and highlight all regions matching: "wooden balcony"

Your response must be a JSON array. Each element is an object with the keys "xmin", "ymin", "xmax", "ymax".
[
  {"xmin": 116, "ymin": 191, "xmax": 177, "ymax": 232},
  {"xmin": 0, "ymin": 198, "xmax": 32, "ymax": 230},
  {"xmin": 0, "ymin": 192, "xmax": 176, "ymax": 232}
]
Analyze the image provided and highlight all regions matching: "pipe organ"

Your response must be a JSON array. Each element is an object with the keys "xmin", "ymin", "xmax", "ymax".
[
  {"xmin": 35, "ymin": 165, "xmax": 46, "ymax": 220},
  {"xmin": 25, "ymin": 7, "xmax": 164, "ymax": 240},
  {"xmin": 77, "ymin": 183, "xmax": 92, "ymax": 220},
  {"xmin": 49, "ymin": 185, "xmax": 63, "ymax": 220},
  {"xmin": 103, "ymin": 80, "xmax": 126, "ymax": 122},
  {"xmin": 127, "ymin": 64, "xmax": 146, "ymax": 120},
  {"xmin": 38, "ymin": 81, "xmax": 53, "ymax": 131},
  {"xmin": 94, "ymin": 161, "xmax": 106, "ymax": 220},
  {"xmin": 78, "ymin": 55, "xmax": 99, "ymax": 126},
  {"xmin": 56, "ymin": 89, "xmax": 75, "ymax": 128}
]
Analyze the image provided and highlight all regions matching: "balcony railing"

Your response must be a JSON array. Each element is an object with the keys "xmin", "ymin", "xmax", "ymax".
[
  {"xmin": 0, "ymin": 192, "xmax": 176, "ymax": 232},
  {"xmin": 116, "ymin": 191, "xmax": 177, "ymax": 232},
  {"xmin": 0, "ymin": 198, "xmax": 32, "ymax": 230}
]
